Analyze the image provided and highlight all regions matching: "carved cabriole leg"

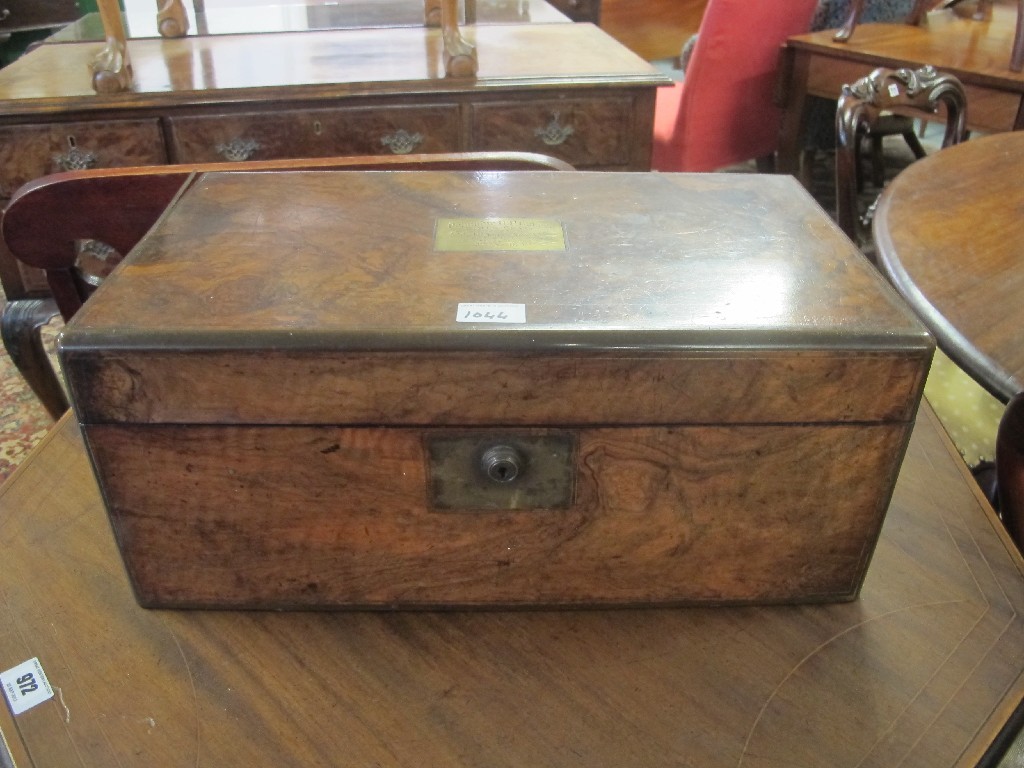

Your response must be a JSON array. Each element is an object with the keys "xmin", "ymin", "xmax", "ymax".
[
  {"xmin": 91, "ymin": 0, "xmax": 132, "ymax": 93},
  {"xmin": 0, "ymin": 299, "xmax": 68, "ymax": 420},
  {"xmin": 157, "ymin": 0, "xmax": 190, "ymax": 37},
  {"xmin": 441, "ymin": 0, "xmax": 477, "ymax": 77}
]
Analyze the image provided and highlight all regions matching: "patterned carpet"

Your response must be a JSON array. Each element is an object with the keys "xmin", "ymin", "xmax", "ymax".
[{"xmin": 0, "ymin": 294, "xmax": 57, "ymax": 482}]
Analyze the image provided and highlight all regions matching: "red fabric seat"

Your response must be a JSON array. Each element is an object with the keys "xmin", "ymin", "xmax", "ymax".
[{"xmin": 652, "ymin": 0, "xmax": 819, "ymax": 172}]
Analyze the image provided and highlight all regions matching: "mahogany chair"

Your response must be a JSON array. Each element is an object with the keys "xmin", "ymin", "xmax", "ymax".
[
  {"xmin": 834, "ymin": 0, "xmax": 1024, "ymax": 73},
  {"xmin": 835, "ymin": 65, "xmax": 967, "ymax": 249},
  {"xmin": 1, "ymin": 151, "xmax": 573, "ymax": 418},
  {"xmin": 650, "ymin": 0, "xmax": 820, "ymax": 172}
]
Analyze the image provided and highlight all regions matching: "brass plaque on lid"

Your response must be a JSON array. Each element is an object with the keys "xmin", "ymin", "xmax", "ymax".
[{"xmin": 434, "ymin": 217, "xmax": 566, "ymax": 252}]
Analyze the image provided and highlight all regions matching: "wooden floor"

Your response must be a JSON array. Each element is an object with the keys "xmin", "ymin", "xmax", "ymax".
[{"xmin": 601, "ymin": 0, "xmax": 707, "ymax": 60}]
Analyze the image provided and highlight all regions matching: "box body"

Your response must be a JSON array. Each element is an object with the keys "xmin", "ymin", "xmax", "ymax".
[{"xmin": 60, "ymin": 170, "xmax": 933, "ymax": 608}]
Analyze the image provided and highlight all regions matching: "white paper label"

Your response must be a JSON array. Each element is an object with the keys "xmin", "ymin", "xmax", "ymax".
[
  {"xmin": 456, "ymin": 303, "xmax": 527, "ymax": 324},
  {"xmin": 887, "ymin": 83, "xmax": 900, "ymax": 98},
  {"xmin": 1, "ymin": 658, "xmax": 54, "ymax": 715}
]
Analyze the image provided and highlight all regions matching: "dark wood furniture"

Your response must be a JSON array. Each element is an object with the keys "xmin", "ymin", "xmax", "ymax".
[
  {"xmin": 835, "ymin": 64, "xmax": 967, "ymax": 246},
  {"xmin": 873, "ymin": 131, "xmax": 1024, "ymax": 545},
  {"xmin": 777, "ymin": 0, "xmax": 1024, "ymax": 175},
  {"xmin": 834, "ymin": 0, "xmax": 1024, "ymax": 72},
  {"xmin": 2, "ymin": 400, "xmax": 1023, "ymax": 764},
  {"xmin": 0, "ymin": 21, "xmax": 667, "ymax": 414},
  {"xmin": 56, "ymin": 170, "xmax": 931, "ymax": 609}
]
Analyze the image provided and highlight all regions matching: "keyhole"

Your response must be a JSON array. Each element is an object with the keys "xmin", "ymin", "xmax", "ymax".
[
  {"xmin": 490, "ymin": 460, "xmax": 516, "ymax": 482},
  {"xmin": 480, "ymin": 445, "xmax": 524, "ymax": 484}
]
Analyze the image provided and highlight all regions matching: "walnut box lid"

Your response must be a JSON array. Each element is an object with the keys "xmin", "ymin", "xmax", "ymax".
[{"xmin": 59, "ymin": 170, "xmax": 933, "ymax": 427}]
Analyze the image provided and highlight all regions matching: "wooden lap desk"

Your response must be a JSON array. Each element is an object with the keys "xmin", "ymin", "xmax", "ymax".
[
  {"xmin": 1, "ymin": 403, "xmax": 1023, "ymax": 766},
  {"xmin": 777, "ymin": 1, "xmax": 1024, "ymax": 174}
]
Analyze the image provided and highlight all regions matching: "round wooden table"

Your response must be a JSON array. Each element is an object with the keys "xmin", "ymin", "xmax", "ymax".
[
  {"xmin": 874, "ymin": 130, "xmax": 1024, "ymax": 404},
  {"xmin": 874, "ymin": 130, "xmax": 1024, "ymax": 547}
]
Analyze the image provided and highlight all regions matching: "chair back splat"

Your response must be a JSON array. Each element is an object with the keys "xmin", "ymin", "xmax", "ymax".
[{"xmin": 835, "ymin": 65, "xmax": 967, "ymax": 248}]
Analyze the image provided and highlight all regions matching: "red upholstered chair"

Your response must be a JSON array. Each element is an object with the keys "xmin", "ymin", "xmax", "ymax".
[{"xmin": 651, "ymin": 0, "xmax": 819, "ymax": 173}]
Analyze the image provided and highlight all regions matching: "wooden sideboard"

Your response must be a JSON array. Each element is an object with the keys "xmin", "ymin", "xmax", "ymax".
[{"xmin": 0, "ymin": 22, "xmax": 667, "ymax": 303}]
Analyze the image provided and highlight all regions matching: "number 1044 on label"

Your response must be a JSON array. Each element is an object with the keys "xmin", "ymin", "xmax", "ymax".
[{"xmin": 456, "ymin": 303, "xmax": 527, "ymax": 324}]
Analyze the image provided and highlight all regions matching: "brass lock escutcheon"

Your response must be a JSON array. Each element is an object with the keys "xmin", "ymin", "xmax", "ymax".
[{"xmin": 427, "ymin": 433, "xmax": 575, "ymax": 510}]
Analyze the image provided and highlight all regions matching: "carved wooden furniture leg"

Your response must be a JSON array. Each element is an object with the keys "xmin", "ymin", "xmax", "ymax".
[
  {"xmin": 0, "ymin": 299, "xmax": 67, "ymax": 420},
  {"xmin": 156, "ymin": 0, "xmax": 190, "ymax": 37},
  {"xmin": 441, "ymin": 0, "xmax": 477, "ymax": 77},
  {"xmin": 91, "ymin": 0, "xmax": 132, "ymax": 93}
]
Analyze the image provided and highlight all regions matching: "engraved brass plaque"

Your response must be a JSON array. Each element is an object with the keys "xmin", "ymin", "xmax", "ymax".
[
  {"xmin": 434, "ymin": 218, "xmax": 566, "ymax": 252},
  {"xmin": 426, "ymin": 433, "xmax": 575, "ymax": 510}
]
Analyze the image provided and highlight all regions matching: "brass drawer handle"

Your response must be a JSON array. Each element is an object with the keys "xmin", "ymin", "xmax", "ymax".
[
  {"xmin": 215, "ymin": 137, "xmax": 261, "ymax": 162},
  {"xmin": 53, "ymin": 137, "xmax": 98, "ymax": 171},
  {"xmin": 380, "ymin": 129, "xmax": 424, "ymax": 155},
  {"xmin": 534, "ymin": 112, "xmax": 574, "ymax": 146}
]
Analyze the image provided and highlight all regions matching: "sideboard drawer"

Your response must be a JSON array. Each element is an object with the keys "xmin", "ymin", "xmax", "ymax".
[
  {"xmin": 0, "ymin": 119, "xmax": 167, "ymax": 198},
  {"xmin": 167, "ymin": 105, "xmax": 462, "ymax": 162},
  {"xmin": 470, "ymin": 97, "xmax": 633, "ymax": 168}
]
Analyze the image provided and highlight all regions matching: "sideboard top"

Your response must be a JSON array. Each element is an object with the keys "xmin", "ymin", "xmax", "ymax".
[{"xmin": 0, "ymin": 23, "xmax": 669, "ymax": 114}]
